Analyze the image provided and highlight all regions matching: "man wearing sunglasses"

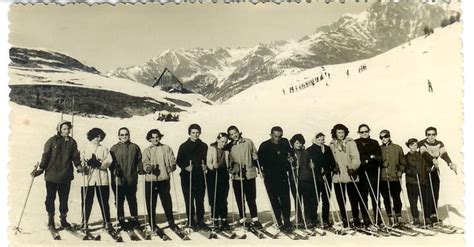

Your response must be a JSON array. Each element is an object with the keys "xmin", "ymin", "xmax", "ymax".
[
  {"xmin": 379, "ymin": 129, "xmax": 406, "ymax": 226},
  {"xmin": 418, "ymin": 127, "xmax": 457, "ymax": 224},
  {"xmin": 355, "ymin": 124, "xmax": 384, "ymax": 226},
  {"xmin": 110, "ymin": 127, "xmax": 143, "ymax": 230}
]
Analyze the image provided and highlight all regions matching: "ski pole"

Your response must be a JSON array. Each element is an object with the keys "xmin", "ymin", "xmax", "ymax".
[
  {"xmin": 142, "ymin": 174, "xmax": 148, "ymax": 233},
  {"xmin": 71, "ymin": 96, "xmax": 75, "ymax": 138},
  {"xmin": 398, "ymin": 177, "xmax": 412, "ymax": 224},
  {"xmin": 114, "ymin": 172, "xmax": 119, "ymax": 231},
  {"xmin": 255, "ymin": 160, "xmax": 279, "ymax": 229},
  {"xmin": 310, "ymin": 160, "xmax": 322, "ymax": 225},
  {"xmin": 188, "ymin": 160, "xmax": 193, "ymax": 233},
  {"xmin": 14, "ymin": 162, "xmax": 39, "ymax": 234},
  {"xmin": 213, "ymin": 168, "xmax": 218, "ymax": 230},
  {"xmin": 364, "ymin": 171, "xmax": 387, "ymax": 227},
  {"xmin": 416, "ymin": 174, "xmax": 427, "ymax": 227},
  {"xmin": 348, "ymin": 171, "xmax": 374, "ymax": 225},
  {"xmin": 96, "ymin": 169, "xmax": 109, "ymax": 230},
  {"xmin": 428, "ymin": 171, "xmax": 440, "ymax": 223},
  {"xmin": 376, "ymin": 167, "xmax": 381, "ymax": 225},
  {"xmin": 290, "ymin": 160, "xmax": 307, "ymax": 230},
  {"xmin": 436, "ymin": 169, "xmax": 452, "ymax": 226},
  {"xmin": 238, "ymin": 163, "xmax": 247, "ymax": 232},
  {"xmin": 291, "ymin": 168, "xmax": 310, "ymax": 231},
  {"xmin": 385, "ymin": 168, "xmax": 396, "ymax": 224},
  {"xmin": 170, "ymin": 171, "xmax": 182, "ymax": 226},
  {"xmin": 150, "ymin": 172, "xmax": 155, "ymax": 232},
  {"xmin": 337, "ymin": 181, "xmax": 350, "ymax": 228},
  {"xmin": 202, "ymin": 160, "xmax": 214, "ymax": 233},
  {"xmin": 321, "ymin": 173, "xmax": 338, "ymax": 225}
]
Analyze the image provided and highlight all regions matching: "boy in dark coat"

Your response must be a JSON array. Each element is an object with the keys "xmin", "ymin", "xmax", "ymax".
[{"xmin": 31, "ymin": 120, "xmax": 81, "ymax": 230}]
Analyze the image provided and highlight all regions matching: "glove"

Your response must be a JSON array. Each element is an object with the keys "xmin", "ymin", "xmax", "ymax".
[
  {"xmin": 31, "ymin": 167, "xmax": 44, "ymax": 177},
  {"xmin": 432, "ymin": 159, "xmax": 439, "ymax": 168},
  {"xmin": 449, "ymin": 163, "xmax": 458, "ymax": 174},
  {"xmin": 152, "ymin": 166, "xmax": 161, "ymax": 177},
  {"xmin": 347, "ymin": 168, "xmax": 358, "ymax": 180},
  {"xmin": 201, "ymin": 164, "xmax": 207, "ymax": 172},
  {"xmin": 370, "ymin": 155, "xmax": 376, "ymax": 159},
  {"xmin": 333, "ymin": 166, "xmax": 340, "ymax": 175},
  {"xmin": 86, "ymin": 154, "xmax": 101, "ymax": 169},
  {"xmin": 397, "ymin": 171, "xmax": 403, "ymax": 178},
  {"xmin": 137, "ymin": 166, "xmax": 146, "ymax": 175},
  {"xmin": 287, "ymin": 156, "xmax": 295, "ymax": 164},
  {"xmin": 76, "ymin": 165, "xmax": 89, "ymax": 175},
  {"xmin": 144, "ymin": 165, "xmax": 153, "ymax": 174},
  {"xmin": 184, "ymin": 164, "xmax": 193, "ymax": 172},
  {"xmin": 114, "ymin": 167, "xmax": 123, "ymax": 178},
  {"xmin": 166, "ymin": 166, "xmax": 176, "ymax": 173}
]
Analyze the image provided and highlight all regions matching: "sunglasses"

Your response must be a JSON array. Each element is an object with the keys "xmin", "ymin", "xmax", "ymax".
[
  {"xmin": 119, "ymin": 134, "xmax": 129, "ymax": 136},
  {"xmin": 359, "ymin": 130, "xmax": 369, "ymax": 134},
  {"xmin": 427, "ymin": 133, "xmax": 437, "ymax": 136},
  {"xmin": 380, "ymin": 135, "xmax": 390, "ymax": 139}
]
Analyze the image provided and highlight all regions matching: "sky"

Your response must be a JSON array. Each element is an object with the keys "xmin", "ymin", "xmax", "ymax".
[{"xmin": 9, "ymin": 1, "xmax": 372, "ymax": 72}]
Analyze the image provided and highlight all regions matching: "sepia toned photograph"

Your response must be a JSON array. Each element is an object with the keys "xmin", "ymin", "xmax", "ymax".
[{"xmin": 7, "ymin": 0, "xmax": 464, "ymax": 246}]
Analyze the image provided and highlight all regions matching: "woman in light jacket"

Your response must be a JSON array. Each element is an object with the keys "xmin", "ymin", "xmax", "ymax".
[
  {"xmin": 142, "ymin": 129, "xmax": 178, "ymax": 233},
  {"xmin": 206, "ymin": 132, "xmax": 231, "ymax": 231},
  {"xmin": 79, "ymin": 127, "xmax": 113, "ymax": 230},
  {"xmin": 329, "ymin": 124, "xmax": 369, "ymax": 228}
]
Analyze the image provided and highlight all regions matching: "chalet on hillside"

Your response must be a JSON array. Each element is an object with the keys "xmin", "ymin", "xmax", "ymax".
[{"xmin": 152, "ymin": 68, "xmax": 190, "ymax": 93}]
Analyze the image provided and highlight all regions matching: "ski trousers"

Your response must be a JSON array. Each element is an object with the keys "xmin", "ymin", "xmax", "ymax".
[
  {"xmin": 380, "ymin": 180, "xmax": 402, "ymax": 217},
  {"xmin": 81, "ymin": 185, "xmax": 111, "ymax": 225},
  {"xmin": 206, "ymin": 169, "xmax": 229, "ymax": 221},
  {"xmin": 232, "ymin": 178, "xmax": 258, "ymax": 220},
  {"xmin": 111, "ymin": 182, "xmax": 139, "ymax": 219},
  {"xmin": 181, "ymin": 173, "xmax": 206, "ymax": 224},
  {"xmin": 145, "ymin": 180, "xmax": 175, "ymax": 226},
  {"xmin": 45, "ymin": 181, "xmax": 71, "ymax": 215},
  {"xmin": 265, "ymin": 177, "xmax": 291, "ymax": 226}
]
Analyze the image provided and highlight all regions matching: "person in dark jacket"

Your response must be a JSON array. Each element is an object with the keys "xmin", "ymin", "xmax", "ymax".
[
  {"xmin": 418, "ymin": 126, "xmax": 457, "ymax": 223},
  {"xmin": 31, "ymin": 120, "xmax": 81, "ymax": 230},
  {"xmin": 176, "ymin": 124, "xmax": 208, "ymax": 230},
  {"xmin": 306, "ymin": 132, "xmax": 336, "ymax": 227},
  {"xmin": 355, "ymin": 124, "xmax": 384, "ymax": 225},
  {"xmin": 109, "ymin": 127, "xmax": 142, "ymax": 230},
  {"xmin": 257, "ymin": 126, "xmax": 292, "ymax": 232},
  {"xmin": 379, "ymin": 129, "xmax": 406, "ymax": 225},
  {"xmin": 404, "ymin": 138, "xmax": 431, "ymax": 226}
]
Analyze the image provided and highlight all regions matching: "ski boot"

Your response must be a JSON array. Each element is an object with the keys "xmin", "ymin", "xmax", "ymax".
[
  {"xmin": 47, "ymin": 213, "xmax": 55, "ymax": 230},
  {"xmin": 220, "ymin": 220, "xmax": 231, "ymax": 231},
  {"xmin": 251, "ymin": 221, "xmax": 263, "ymax": 230},
  {"xmin": 129, "ymin": 216, "xmax": 140, "ymax": 229},
  {"xmin": 60, "ymin": 214, "xmax": 72, "ymax": 229}
]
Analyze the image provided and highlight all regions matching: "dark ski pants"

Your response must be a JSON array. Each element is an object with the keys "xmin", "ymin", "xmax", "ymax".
[
  {"xmin": 334, "ymin": 182, "xmax": 370, "ymax": 224},
  {"xmin": 360, "ymin": 177, "xmax": 384, "ymax": 224},
  {"xmin": 427, "ymin": 171, "xmax": 440, "ymax": 217},
  {"xmin": 316, "ymin": 180, "xmax": 331, "ymax": 225},
  {"xmin": 81, "ymin": 185, "xmax": 111, "ymax": 225},
  {"xmin": 232, "ymin": 178, "xmax": 258, "ymax": 220},
  {"xmin": 264, "ymin": 177, "xmax": 291, "ymax": 227},
  {"xmin": 406, "ymin": 183, "xmax": 431, "ymax": 221},
  {"xmin": 111, "ymin": 182, "xmax": 139, "ymax": 219},
  {"xmin": 45, "ymin": 181, "xmax": 71, "ymax": 215},
  {"xmin": 380, "ymin": 180, "xmax": 402, "ymax": 217},
  {"xmin": 289, "ymin": 178, "xmax": 304, "ymax": 223},
  {"xmin": 206, "ymin": 169, "xmax": 229, "ymax": 221},
  {"xmin": 297, "ymin": 180, "xmax": 319, "ymax": 226},
  {"xmin": 181, "ymin": 173, "xmax": 205, "ymax": 225},
  {"xmin": 145, "ymin": 180, "xmax": 175, "ymax": 227}
]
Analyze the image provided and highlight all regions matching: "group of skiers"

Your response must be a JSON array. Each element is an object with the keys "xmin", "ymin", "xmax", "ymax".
[
  {"xmin": 31, "ymin": 120, "xmax": 458, "ymax": 237},
  {"xmin": 286, "ymin": 71, "xmax": 331, "ymax": 95}
]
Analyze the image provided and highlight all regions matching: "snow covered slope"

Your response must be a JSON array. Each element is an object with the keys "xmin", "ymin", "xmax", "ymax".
[{"xmin": 8, "ymin": 24, "xmax": 463, "ymax": 246}]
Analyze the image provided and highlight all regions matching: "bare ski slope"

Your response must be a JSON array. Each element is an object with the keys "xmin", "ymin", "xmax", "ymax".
[{"xmin": 8, "ymin": 24, "xmax": 463, "ymax": 246}]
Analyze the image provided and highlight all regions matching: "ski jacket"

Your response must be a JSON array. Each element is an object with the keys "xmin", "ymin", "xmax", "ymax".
[
  {"xmin": 39, "ymin": 134, "xmax": 81, "ymax": 184},
  {"xmin": 329, "ymin": 137, "xmax": 360, "ymax": 183},
  {"xmin": 380, "ymin": 142, "xmax": 406, "ymax": 181},
  {"xmin": 355, "ymin": 137, "xmax": 383, "ymax": 181},
  {"xmin": 418, "ymin": 139, "xmax": 452, "ymax": 167},
  {"xmin": 176, "ymin": 138, "xmax": 208, "ymax": 179},
  {"xmin": 258, "ymin": 138, "xmax": 292, "ymax": 182},
  {"xmin": 306, "ymin": 143, "xmax": 335, "ymax": 183},
  {"xmin": 142, "ymin": 143, "xmax": 177, "ymax": 182},
  {"xmin": 229, "ymin": 137, "xmax": 258, "ymax": 180},
  {"xmin": 405, "ymin": 151, "xmax": 428, "ymax": 185},
  {"xmin": 80, "ymin": 142, "xmax": 112, "ymax": 186},
  {"xmin": 110, "ymin": 141, "xmax": 142, "ymax": 186},
  {"xmin": 206, "ymin": 144, "xmax": 229, "ymax": 170},
  {"xmin": 292, "ymin": 148, "xmax": 313, "ymax": 182}
]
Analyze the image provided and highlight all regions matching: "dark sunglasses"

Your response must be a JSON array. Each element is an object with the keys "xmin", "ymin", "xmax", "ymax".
[
  {"xmin": 380, "ymin": 135, "xmax": 390, "ymax": 139},
  {"xmin": 119, "ymin": 134, "xmax": 129, "ymax": 136},
  {"xmin": 359, "ymin": 130, "xmax": 369, "ymax": 134},
  {"xmin": 427, "ymin": 133, "xmax": 437, "ymax": 136}
]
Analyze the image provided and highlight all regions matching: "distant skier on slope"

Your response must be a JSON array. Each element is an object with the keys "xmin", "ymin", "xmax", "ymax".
[
  {"xmin": 347, "ymin": 69, "xmax": 350, "ymax": 77},
  {"xmin": 31, "ymin": 120, "xmax": 81, "ymax": 231},
  {"xmin": 427, "ymin": 80, "xmax": 433, "ymax": 93}
]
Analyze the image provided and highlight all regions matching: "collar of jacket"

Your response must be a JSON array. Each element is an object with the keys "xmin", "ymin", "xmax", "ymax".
[
  {"xmin": 118, "ymin": 140, "xmax": 131, "ymax": 146},
  {"xmin": 382, "ymin": 140, "xmax": 392, "ymax": 146},
  {"xmin": 233, "ymin": 137, "xmax": 246, "ymax": 144},
  {"xmin": 56, "ymin": 134, "xmax": 70, "ymax": 142},
  {"xmin": 149, "ymin": 143, "xmax": 164, "ymax": 147},
  {"xmin": 187, "ymin": 138, "xmax": 202, "ymax": 144},
  {"xmin": 330, "ymin": 137, "xmax": 353, "ymax": 144}
]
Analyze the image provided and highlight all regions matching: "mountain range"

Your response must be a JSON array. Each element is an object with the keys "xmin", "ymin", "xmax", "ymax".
[{"xmin": 108, "ymin": 1, "xmax": 453, "ymax": 101}]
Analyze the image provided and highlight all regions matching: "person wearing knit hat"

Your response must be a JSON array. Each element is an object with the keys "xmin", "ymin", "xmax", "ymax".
[
  {"xmin": 379, "ymin": 129, "xmax": 406, "ymax": 225},
  {"xmin": 31, "ymin": 120, "xmax": 81, "ymax": 231}
]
